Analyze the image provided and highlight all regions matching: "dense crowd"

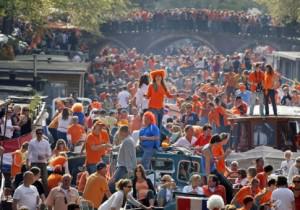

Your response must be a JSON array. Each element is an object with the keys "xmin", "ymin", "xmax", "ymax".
[
  {"xmin": 0, "ymin": 43, "xmax": 300, "ymax": 210},
  {"xmin": 101, "ymin": 8, "xmax": 300, "ymax": 38}
]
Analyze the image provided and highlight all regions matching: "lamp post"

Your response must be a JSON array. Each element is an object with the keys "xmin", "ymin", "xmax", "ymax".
[{"xmin": 33, "ymin": 54, "xmax": 37, "ymax": 90}]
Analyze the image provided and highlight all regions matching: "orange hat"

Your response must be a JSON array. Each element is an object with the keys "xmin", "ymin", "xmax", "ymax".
[{"xmin": 150, "ymin": 69, "xmax": 166, "ymax": 80}]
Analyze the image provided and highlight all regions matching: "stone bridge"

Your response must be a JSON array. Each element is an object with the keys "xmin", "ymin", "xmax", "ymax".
[{"xmin": 96, "ymin": 30, "xmax": 300, "ymax": 54}]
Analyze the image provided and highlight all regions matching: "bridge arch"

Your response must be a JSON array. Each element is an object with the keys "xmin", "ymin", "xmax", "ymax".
[{"xmin": 145, "ymin": 33, "xmax": 219, "ymax": 54}]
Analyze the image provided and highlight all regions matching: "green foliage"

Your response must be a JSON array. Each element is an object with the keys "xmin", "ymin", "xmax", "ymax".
[
  {"xmin": 1, "ymin": 0, "xmax": 132, "ymax": 34},
  {"xmin": 256, "ymin": 0, "xmax": 300, "ymax": 24}
]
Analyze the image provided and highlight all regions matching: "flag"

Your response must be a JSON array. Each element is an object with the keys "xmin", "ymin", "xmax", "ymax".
[{"xmin": 176, "ymin": 196, "xmax": 208, "ymax": 210}]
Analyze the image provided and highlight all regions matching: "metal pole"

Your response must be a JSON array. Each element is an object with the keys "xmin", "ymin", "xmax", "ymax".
[{"xmin": 33, "ymin": 54, "xmax": 37, "ymax": 90}]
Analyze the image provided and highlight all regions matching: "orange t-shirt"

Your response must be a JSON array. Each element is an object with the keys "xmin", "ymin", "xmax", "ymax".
[
  {"xmin": 147, "ymin": 84, "xmax": 172, "ymax": 109},
  {"xmin": 249, "ymin": 70, "xmax": 264, "ymax": 92},
  {"xmin": 212, "ymin": 144, "xmax": 226, "ymax": 174},
  {"xmin": 263, "ymin": 73, "xmax": 275, "ymax": 90},
  {"xmin": 77, "ymin": 171, "xmax": 88, "ymax": 193},
  {"xmin": 83, "ymin": 173, "xmax": 109, "ymax": 208},
  {"xmin": 208, "ymin": 110, "xmax": 220, "ymax": 128},
  {"xmin": 257, "ymin": 191, "xmax": 272, "ymax": 205},
  {"xmin": 235, "ymin": 186, "xmax": 260, "ymax": 206},
  {"xmin": 49, "ymin": 156, "xmax": 67, "ymax": 168},
  {"xmin": 47, "ymin": 173, "xmax": 63, "ymax": 190},
  {"xmin": 67, "ymin": 124, "xmax": 85, "ymax": 145},
  {"xmin": 256, "ymin": 172, "xmax": 268, "ymax": 190},
  {"xmin": 11, "ymin": 150, "xmax": 22, "ymax": 177},
  {"xmin": 192, "ymin": 101, "xmax": 202, "ymax": 116},
  {"xmin": 85, "ymin": 130, "xmax": 109, "ymax": 165}
]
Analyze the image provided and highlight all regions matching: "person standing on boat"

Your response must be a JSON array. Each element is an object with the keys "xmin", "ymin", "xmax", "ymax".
[
  {"xmin": 263, "ymin": 64, "xmax": 279, "ymax": 116},
  {"xmin": 145, "ymin": 69, "xmax": 176, "ymax": 129},
  {"xmin": 248, "ymin": 63, "xmax": 264, "ymax": 116}
]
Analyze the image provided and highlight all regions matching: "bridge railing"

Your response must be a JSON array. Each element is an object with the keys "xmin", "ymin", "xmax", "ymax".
[{"xmin": 101, "ymin": 18, "xmax": 300, "ymax": 39}]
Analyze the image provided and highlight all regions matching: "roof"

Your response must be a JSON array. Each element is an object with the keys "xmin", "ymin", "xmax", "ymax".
[
  {"xmin": 229, "ymin": 105, "xmax": 300, "ymax": 121},
  {"xmin": 0, "ymin": 60, "xmax": 87, "ymax": 75},
  {"xmin": 16, "ymin": 55, "xmax": 70, "ymax": 62},
  {"xmin": 273, "ymin": 51, "xmax": 300, "ymax": 61}
]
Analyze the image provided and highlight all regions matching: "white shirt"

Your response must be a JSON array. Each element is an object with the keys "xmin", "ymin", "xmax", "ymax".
[
  {"xmin": 57, "ymin": 116, "xmax": 72, "ymax": 133},
  {"xmin": 135, "ymin": 84, "xmax": 148, "ymax": 112},
  {"xmin": 271, "ymin": 187, "xmax": 295, "ymax": 210},
  {"xmin": 288, "ymin": 164, "xmax": 300, "ymax": 185},
  {"xmin": 182, "ymin": 185, "xmax": 204, "ymax": 195},
  {"xmin": 173, "ymin": 136, "xmax": 197, "ymax": 149},
  {"xmin": 13, "ymin": 184, "xmax": 40, "ymax": 210},
  {"xmin": 280, "ymin": 159, "xmax": 294, "ymax": 176},
  {"xmin": 117, "ymin": 90, "xmax": 131, "ymax": 108},
  {"xmin": 28, "ymin": 138, "xmax": 51, "ymax": 164},
  {"xmin": 0, "ymin": 118, "xmax": 14, "ymax": 138}
]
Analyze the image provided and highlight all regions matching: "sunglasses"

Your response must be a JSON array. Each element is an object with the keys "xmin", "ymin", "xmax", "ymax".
[
  {"xmin": 293, "ymin": 180, "xmax": 300, "ymax": 183},
  {"xmin": 36, "ymin": 132, "xmax": 43, "ymax": 135},
  {"xmin": 161, "ymin": 180, "xmax": 168, "ymax": 182},
  {"xmin": 126, "ymin": 185, "xmax": 132, "ymax": 188}
]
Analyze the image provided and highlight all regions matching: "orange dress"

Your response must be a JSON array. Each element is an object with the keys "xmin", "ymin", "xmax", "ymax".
[{"xmin": 212, "ymin": 144, "xmax": 226, "ymax": 174}]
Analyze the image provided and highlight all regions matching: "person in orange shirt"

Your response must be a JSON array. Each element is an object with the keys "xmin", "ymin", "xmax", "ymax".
[
  {"xmin": 11, "ymin": 142, "xmax": 28, "ymax": 178},
  {"xmin": 47, "ymin": 165, "xmax": 63, "ymax": 191},
  {"xmin": 146, "ymin": 69, "xmax": 175, "ymax": 129},
  {"xmin": 83, "ymin": 162, "xmax": 111, "ymax": 209},
  {"xmin": 85, "ymin": 120, "xmax": 112, "ymax": 174},
  {"xmin": 256, "ymin": 165, "xmax": 273, "ymax": 190},
  {"xmin": 231, "ymin": 96, "xmax": 248, "ymax": 116},
  {"xmin": 263, "ymin": 65, "xmax": 278, "ymax": 116},
  {"xmin": 224, "ymin": 71, "xmax": 238, "ymax": 103},
  {"xmin": 211, "ymin": 133, "xmax": 231, "ymax": 175},
  {"xmin": 248, "ymin": 63, "xmax": 264, "ymax": 116},
  {"xmin": 206, "ymin": 82, "xmax": 219, "ymax": 96},
  {"xmin": 231, "ymin": 178, "xmax": 261, "ymax": 208},
  {"xmin": 193, "ymin": 124, "xmax": 212, "ymax": 148},
  {"xmin": 192, "ymin": 95, "xmax": 201, "ymax": 116},
  {"xmin": 255, "ymin": 179, "xmax": 276, "ymax": 206},
  {"xmin": 203, "ymin": 175, "xmax": 227, "ymax": 203},
  {"xmin": 76, "ymin": 166, "xmax": 89, "ymax": 195},
  {"xmin": 67, "ymin": 116, "xmax": 86, "ymax": 148}
]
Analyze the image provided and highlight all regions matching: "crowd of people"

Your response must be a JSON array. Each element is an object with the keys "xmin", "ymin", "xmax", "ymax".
[
  {"xmin": 101, "ymin": 8, "xmax": 300, "ymax": 38},
  {"xmin": 1, "ymin": 42, "xmax": 300, "ymax": 210}
]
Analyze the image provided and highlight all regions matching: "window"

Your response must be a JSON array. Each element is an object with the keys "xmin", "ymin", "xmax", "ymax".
[
  {"xmin": 151, "ymin": 159, "xmax": 173, "ymax": 171},
  {"xmin": 253, "ymin": 122, "xmax": 275, "ymax": 146},
  {"xmin": 177, "ymin": 161, "xmax": 200, "ymax": 183}
]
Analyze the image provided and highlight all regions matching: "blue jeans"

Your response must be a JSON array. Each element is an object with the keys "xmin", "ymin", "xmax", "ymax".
[
  {"xmin": 86, "ymin": 164, "xmax": 97, "ymax": 174},
  {"xmin": 200, "ymin": 116, "xmax": 208, "ymax": 126},
  {"xmin": 57, "ymin": 130, "xmax": 67, "ymax": 142},
  {"xmin": 149, "ymin": 108, "xmax": 164, "ymax": 129},
  {"xmin": 109, "ymin": 166, "xmax": 128, "ymax": 193},
  {"xmin": 141, "ymin": 147, "xmax": 155, "ymax": 170}
]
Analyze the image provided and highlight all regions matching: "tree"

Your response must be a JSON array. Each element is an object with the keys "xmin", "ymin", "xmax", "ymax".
[
  {"xmin": 257, "ymin": 0, "xmax": 300, "ymax": 24},
  {"xmin": 0, "ymin": 0, "xmax": 132, "ymax": 34},
  {"xmin": 136, "ymin": 0, "xmax": 260, "ymax": 11}
]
